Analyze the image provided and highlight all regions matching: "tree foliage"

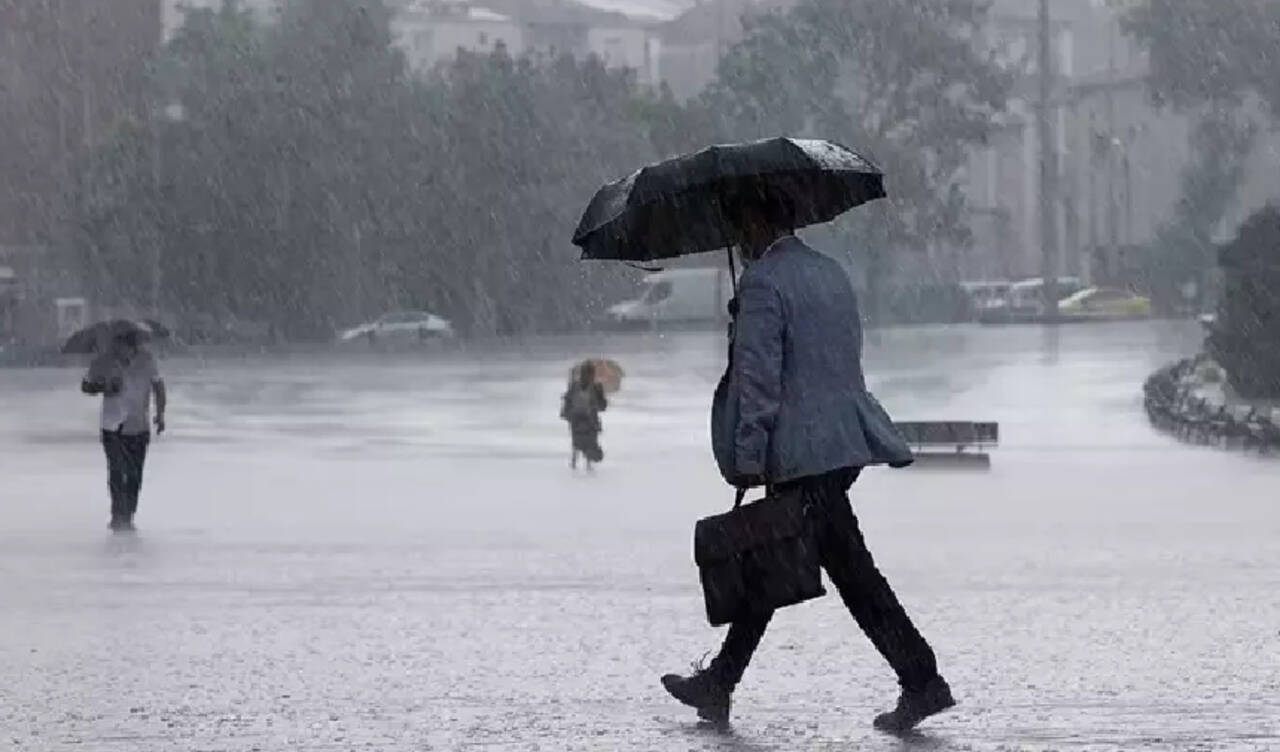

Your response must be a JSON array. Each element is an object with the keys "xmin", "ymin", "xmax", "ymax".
[
  {"xmin": 1122, "ymin": 0, "xmax": 1280, "ymax": 117},
  {"xmin": 1121, "ymin": 0, "xmax": 1278, "ymax": 313},
  {"xmin": 686, "ymin": 0, "xmax": 1012, "ymax": 260},
  {"xmin": 68, "ymin": 0, "xmax": 1014, "ymax": 336},
  {"xmin": 1140, "ymin": 109, "xmax": 1258, "ymax": 312},
  {"xmin": 1210, "ymin": 205, "xmax": 1280, "ymax": 399},
  {"xmin": 68, "ymin": 0, "xmax": 645, "ymax": 340}
]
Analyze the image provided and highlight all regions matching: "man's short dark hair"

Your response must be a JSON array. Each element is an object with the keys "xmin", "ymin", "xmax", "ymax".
[{"xmin": 724, "ymin": 186, "xmax": 797, "ymax": 233}]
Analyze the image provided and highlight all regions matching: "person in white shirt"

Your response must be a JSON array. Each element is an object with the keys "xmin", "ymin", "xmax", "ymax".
[{"xmin": 81, "ymin": 330, "xmax": 166, "ymax": 531}]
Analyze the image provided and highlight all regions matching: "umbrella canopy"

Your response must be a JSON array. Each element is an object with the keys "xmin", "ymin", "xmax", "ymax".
[
  {"xmin": 572, "ymin": 137, "xmax": 885, "ymax": 263},
  {"xmin": 570, "ymin": 358, "xmax": 625, "ymax": 394},
  {"xmin": 61, "ymin": 319, "xmax": 170, "ymax": 355}
]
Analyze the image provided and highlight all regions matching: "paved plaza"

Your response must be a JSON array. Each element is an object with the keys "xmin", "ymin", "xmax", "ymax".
[{"xmin": 2, "ymin": 323, "xmax": 1277, "ymax": 750}]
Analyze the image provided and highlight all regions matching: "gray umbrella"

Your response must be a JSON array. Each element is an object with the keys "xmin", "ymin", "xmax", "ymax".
[
  {"xmin": 61, "ymin": 319, "xmax": 170, "ymax": 355},
  {"xmin": 572, "ymin": 137, "xmax": 885, "ymax": 263}
]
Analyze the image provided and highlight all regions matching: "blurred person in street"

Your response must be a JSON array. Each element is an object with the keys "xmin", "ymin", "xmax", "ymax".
[
  {"xmin": 81, "ymin": 330, "xmax": 166, "ymax": 531},
  {"xmin": 560, "ymin": 361, "xmax": 607, "ymax": 471},
  {"xmin": 660, "ymin": 193, "xmax": 954, "ymax": 733}
]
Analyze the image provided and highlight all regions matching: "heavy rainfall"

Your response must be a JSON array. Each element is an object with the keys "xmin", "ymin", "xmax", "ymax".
[{"xmin": 1, "ymin": 0, "xmax": 1278, "ymax": 749}]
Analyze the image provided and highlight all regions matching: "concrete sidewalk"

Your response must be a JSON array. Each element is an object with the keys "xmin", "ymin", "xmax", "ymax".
[{"xmin": 2, "ymin": 324, "xmax": 1277, "ymax": 750}]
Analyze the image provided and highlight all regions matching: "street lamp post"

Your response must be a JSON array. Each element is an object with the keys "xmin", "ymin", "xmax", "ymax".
[
  {"xmin": 149, "ymin": 113, "xmax": 162, "ymax": 318},
  {"xmin": 148, "ymin": 102, "xmax": 185, "ymax": 318},
  {"xmin": 1037, "ymin": 0, "xmax": 1059, "ymax": 319}
]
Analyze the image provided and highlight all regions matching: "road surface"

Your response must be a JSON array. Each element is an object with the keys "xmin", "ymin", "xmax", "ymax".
[{"xmin": 2, "ymin": 321, "xmax": 1277, "ymax": 750}]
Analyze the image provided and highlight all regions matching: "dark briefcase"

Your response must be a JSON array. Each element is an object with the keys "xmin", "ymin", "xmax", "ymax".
[{"xmin": 693, "ymin": 488, "xmax": 826, "ymax": 627}]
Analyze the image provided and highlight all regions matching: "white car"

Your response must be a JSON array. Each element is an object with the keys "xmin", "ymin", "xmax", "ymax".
[
  {"xmin": 604, "ymin": 268, "xmax": 734, "ymax": 329},
  {"xmin": 338, "ymin": 311, "xmax": 454, "ymax": 343}
]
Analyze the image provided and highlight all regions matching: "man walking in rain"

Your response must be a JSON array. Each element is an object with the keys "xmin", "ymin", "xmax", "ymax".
[
  {"xmin": 81, "ymin": 329, "xmax": 166, "ymax": 531},
  {"xmin": 660, "ymin": 193, "xmax": 954, "ymax": 733}
]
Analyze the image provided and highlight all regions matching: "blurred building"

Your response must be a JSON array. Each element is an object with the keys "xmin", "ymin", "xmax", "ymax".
[
  {"xmin": 657, "ymin": 0, "xmax": 751, "ymax": 100},
  {"xmin": 960, "ymin": 0, "xmax": 1280, "ymax": 285},
  {"xmin": 391, "ymin": 0, "xmax": 665, "ymax": 84},
  {"xmin": 651, "ymin": 0, "xmax": 1280, "ymax": 289},
  {"xmin": 393, "ymin": 2, "xmax": 526, "ymax": 68},
  {"xmin": 656, "ymin": 0, "xmax": 799, "ymax": 100},
  {"xmin": 161, "ymin": 0, "xmax": 673, "ymax": 83},
  {"xmin": 160, "ymin": 0, "xmax": 277, "ymax": 42},
  {"xmin": 956, "ymin": 0, "xmax": 1183, "ymax": 283},
  {"xmin": 0, "ymin": 0, "xmax": 161, "ymax": 346}
]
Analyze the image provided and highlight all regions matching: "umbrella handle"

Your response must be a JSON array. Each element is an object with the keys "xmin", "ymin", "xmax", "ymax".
[
  {"xmin": 725, "ymin": 247, "xmax": 741, "ymax": 346},
  {"xmin": 726, "ymin": 247, "xmax": 738, "ymax": 295}
]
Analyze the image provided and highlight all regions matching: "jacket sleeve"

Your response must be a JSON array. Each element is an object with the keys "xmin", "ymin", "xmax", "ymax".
[
  {"xmin": 85, "ymin": 354, "xmax": 111, "ymax": 383},
  {"xmin": 731, "ymin": 274, "xmax": 784, "ymax": 479}
]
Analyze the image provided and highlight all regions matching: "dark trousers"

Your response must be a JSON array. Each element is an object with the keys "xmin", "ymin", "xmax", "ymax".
[
  {"xmin": 569, "ymin": 423, "xmax": 604, "ymax": 464},
  {"xmin": 101, "ymin": 430, "xmax": 150, "ymax": 521},
  {"xmin": 708, "ymin": 468, "xmax": 940, "ymax": 693}
]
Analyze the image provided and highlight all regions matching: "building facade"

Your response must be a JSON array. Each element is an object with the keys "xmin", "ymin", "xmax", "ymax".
[
  {"xmin": 656, "ymin": 0, "xmax": 1280, "ymax": 288},
  {"xmin": 161, "ymin": 0, "xmax": 277, "ymax": 42},
  {"xmin": 959, "ymin": 1, "xmax": 1189, "ymax": 284},
  {"xmin": 394, "ymin": 2, "xmax": 526, "ymax": 70},
  {"xmin": 656, "ymin": 0, "xmax": 785, "ymax": 101},
  {"xmin": 166, "ymin": 0, "xmax": 668, "ymax": 82},
  {"xmin": 405, "ymin": 0, "xmax": 663, "ymax": 84},
  {"xmin": 963, "ymin": 0, "xmax": 1280, "ymax": 288}
]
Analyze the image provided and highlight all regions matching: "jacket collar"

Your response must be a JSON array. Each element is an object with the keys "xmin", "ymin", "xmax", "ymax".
[{"xmin": 763, "ymin": 234, "xmax": 799, "ymax": 257}]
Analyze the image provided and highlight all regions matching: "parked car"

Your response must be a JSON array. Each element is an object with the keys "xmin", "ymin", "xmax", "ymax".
[
  {"xmin": 1058, "ymin": 287, "xmax": 1152, "ymax": 320},
  {"xmin": 604, "ymin": 268, "xmax": 734, "ymax": 330},
  {"xmin": 338, "ymin": 310, "xmax": 454, "ymax": 343},
  {"xmin": 960, "ymin": 280, "xmax": 1013, "ymax": 320},
  {"xmin": 977, "ymin": 276, "xmax": 1086, "ymax": 323}
]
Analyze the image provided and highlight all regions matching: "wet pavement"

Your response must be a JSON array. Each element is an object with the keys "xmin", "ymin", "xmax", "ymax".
[{"xmin": 2, "ymin": 321, "xmax": 1278, "ymax": 750}]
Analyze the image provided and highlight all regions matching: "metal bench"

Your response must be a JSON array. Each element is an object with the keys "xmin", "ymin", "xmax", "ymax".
[{"xmin": 895, "ymin": 421, "xmax": 999, "ymax": 465}]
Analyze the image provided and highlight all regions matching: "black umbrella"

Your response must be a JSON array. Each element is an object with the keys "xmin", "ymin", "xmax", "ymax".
[
  {"xmin": 61, "ymin": 319, "xmax": 170, "ymax": 355},
  {"xmin": 572, "ymin": 137, "xmax": 885, "ymax": 263}
]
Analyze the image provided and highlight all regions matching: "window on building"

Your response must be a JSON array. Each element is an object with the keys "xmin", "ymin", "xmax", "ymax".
[
  {"xmin": 604, "ymin": 36, "xmax": 625, "ymax": 65},
  {"xmin": 414, "ymin": 29, "xmax": 434, "ymax": 57}
]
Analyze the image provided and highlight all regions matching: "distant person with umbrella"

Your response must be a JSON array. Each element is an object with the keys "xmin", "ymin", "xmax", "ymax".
[
  {"xmin": 560, "ymin": 360, "xmax": 610, "ymax": 471},
  {"xmin": 71, "ymin": 321, "xmax": 168, "ymax": 531},
  {"xmin": 574, "ymin": 138, "xmax": 953, "ymax": 732}
]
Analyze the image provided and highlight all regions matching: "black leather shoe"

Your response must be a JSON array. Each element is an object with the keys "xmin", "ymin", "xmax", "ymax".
[
  {"xmin": 660, "ymin": 668, "xmax": 731, "ymax": 725},
  {"xmin": 873, "ymin": 676, "xmax": 955, "ymax": 733}
]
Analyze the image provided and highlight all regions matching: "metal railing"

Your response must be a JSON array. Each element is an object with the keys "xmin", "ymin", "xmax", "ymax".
[{"xmin": 1144, "ymin": 357, "xmax": 1280, "ymax": 453}]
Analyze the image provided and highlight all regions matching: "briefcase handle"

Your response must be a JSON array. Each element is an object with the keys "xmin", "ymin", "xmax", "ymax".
[{"xmin": 733, "ymin": 484, "xmax": 775, "ymax": 509}]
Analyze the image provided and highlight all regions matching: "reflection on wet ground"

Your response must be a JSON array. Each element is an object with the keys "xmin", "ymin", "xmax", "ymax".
[{"xmin": 2, "ymin": 322, "xmax": 1278, "ymax": 750}]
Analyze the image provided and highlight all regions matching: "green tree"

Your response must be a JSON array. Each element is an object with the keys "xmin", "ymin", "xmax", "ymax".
[
  {"xmin": 67, "ymin": 0, "xmax": 654, "ymax": 340},
  {"xmin": 1141, "ymin": 109, "xmax": 1258, "ymax": 312},
  {"xmin": 1122, "ymin": 0, "xmax": 1280, "ymax": 117},
  {"xmin": 680, "ymin": 0, "xmax": 1011, "ymax": 319},
  {"xmin": 67, "ymin": 119, "xmax": 162, "ymax": 308},
  {"xmin": 1210, "ymin": 205, "xmax": 1280, "ymax": 398},
  {"xmin": 1122, "ymin": 0, "xmax": 1273, "ymax": 312},
  {"xmin": 425, "ymin": 48, "xmax": 650, "ymax": 335}
]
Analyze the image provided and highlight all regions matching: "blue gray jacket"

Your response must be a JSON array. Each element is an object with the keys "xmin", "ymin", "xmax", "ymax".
[{"xmin": 711, "ymin": 236, "xmax": 913, "ymax": 486}]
